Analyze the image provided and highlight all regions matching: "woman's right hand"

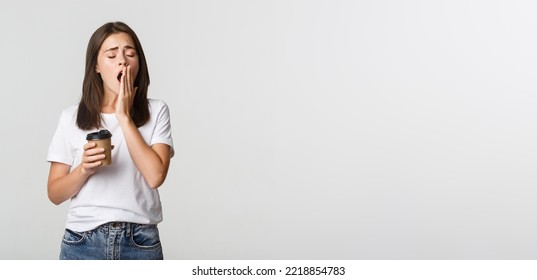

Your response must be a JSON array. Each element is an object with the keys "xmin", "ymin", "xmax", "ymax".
[{"xmin": 81, "ymin": 142, "xmax": 106, "ymax": 175}]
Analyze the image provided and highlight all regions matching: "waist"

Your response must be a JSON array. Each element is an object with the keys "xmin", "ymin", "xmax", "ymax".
[{"xmin": 94, "ymin": 221, "xmax": 157, "ymax": 235}]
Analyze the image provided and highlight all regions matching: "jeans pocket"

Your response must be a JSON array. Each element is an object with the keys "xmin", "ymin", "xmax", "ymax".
[
  {"xmin": 62, "ymin": 229, "xmax": 85, "ymax": 245},
  {"xmin": 130, "ymin": 224, "xmax": 161, "ymax": 249}
]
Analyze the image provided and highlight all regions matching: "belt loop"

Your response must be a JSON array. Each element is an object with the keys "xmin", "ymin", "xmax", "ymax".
[
  {"xmin": 126, "ymin": 222, "xmax": 132, "ymax": 237},
  {"xmin": 102, "ymin": 223, "xmax": 109, "ymax": 235}
]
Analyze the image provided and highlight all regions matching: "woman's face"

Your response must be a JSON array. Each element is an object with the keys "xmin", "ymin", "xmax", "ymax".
[{"xmin": 96, "ymin": 32, "xmax": 139, "ymax": 95}]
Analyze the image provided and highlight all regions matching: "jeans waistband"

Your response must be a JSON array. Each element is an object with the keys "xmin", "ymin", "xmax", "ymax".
[{"xmin": 98, "ymin": 221, "xmax": 138, "ymax": 236}]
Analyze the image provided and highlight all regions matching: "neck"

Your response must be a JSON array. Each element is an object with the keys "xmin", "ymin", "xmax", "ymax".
[{"xmin": 101, "ymin": 90, "xmax": 118, "ymax": 114}]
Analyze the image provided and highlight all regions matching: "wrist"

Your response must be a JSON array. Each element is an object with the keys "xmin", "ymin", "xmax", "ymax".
[
  {"xmin": 116, "ymin": 113, "xmax": 133, "ymax": 125},
  {"xmin": 77, "ymin": 164, "xmax": 91, "ymax": 178}
]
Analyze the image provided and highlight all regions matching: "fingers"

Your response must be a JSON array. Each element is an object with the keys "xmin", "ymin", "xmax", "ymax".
[
  {"xmin": 84, "ymin": 153, "xmax": 106, "ymax": 164},
  {"xmin": 84, "ymin": 143, "xmax": 104, "ymax": 156},
  {"xmin": 83, "ymin": 141, "xmax": 96, "ymax": 150},
  {"xmin": 126, "ymin": 65, "xmax": 130, "ymax": 90},
  {"xmin": 116, "ymin": 65, "xmax": 134, "ymax": 118},
  {"xmin": 83, "ymin": 143, "xmax": 106, "ymax": 163},
  {"xmin": 126, "ymin": 65, "xmax": 133, "ymax": 96},
  {"xmin": 81, "ymin": 142, "xmax": 107, "ymax": 175},
  {"xmin": 119, "ymin": 65, "xmax": 134, "ymax": 97},
  {"xmin": 82, "ymin": 161, "xmax": 103, "ymax": 170},
  {"xmin": 120, "ymin": 66, "xmax": 126, "ymax": 96}
]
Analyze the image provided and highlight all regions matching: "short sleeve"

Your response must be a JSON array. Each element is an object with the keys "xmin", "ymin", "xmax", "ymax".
[
  {"xmin": 47, "ymin": 110, "xmax": 75, "ymax": 166},
  {"xmin": 150, "ymin": 101, "xmax": 175, "ymax": 158}
]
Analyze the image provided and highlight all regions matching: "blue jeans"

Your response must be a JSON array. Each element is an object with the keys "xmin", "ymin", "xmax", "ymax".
[{"xmin": 59, "ymin": 222, "xmax": 163, "ymax": 260}]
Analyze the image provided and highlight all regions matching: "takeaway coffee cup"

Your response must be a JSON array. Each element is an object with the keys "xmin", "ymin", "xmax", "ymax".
[{"xmin": 86, "ymin": 130, "xmax": 113, "ymax": 166}]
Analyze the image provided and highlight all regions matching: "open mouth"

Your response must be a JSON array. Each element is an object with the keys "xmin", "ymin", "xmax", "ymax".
[{"xmin": 117, "ymin": 72, "xmax": 123, "ymax": 82}]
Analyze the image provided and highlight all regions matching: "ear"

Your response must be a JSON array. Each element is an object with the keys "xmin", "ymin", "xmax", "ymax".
[{"xmin": 96, "ymin": 64, "xmax": 100, "ymax": 73}]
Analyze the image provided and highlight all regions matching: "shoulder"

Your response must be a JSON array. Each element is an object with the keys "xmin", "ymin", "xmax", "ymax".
[
  {"xmin": 148, "ymin": 98, "xmax": 171, "ymax": 114},
  {"xmin": 58, "ymin": 104, "xmax": 79, "ymax": 124},
  {"xmin": 148, "ymin": 98, "xmax": 169, "ymax": 109}
]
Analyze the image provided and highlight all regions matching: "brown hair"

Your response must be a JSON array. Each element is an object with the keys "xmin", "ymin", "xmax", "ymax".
[{"xmin": 77, "ymin": 22, "xmax": 150, "ymax": 130}]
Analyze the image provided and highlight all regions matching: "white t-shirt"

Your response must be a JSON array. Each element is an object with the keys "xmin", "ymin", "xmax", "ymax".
[{"xmin": 47, "ymin": 99, "xmax": 174, "ymax": 232}]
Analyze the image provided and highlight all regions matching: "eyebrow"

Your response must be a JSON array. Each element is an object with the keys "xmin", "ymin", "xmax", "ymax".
[{"xmin": 104, "ymin": 45, "xmax": 136, "ymax": 52}]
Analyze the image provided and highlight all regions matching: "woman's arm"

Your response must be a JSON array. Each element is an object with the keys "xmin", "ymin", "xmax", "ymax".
[
  {"xmin": 115, "ymin": 65, "xmax": 171, "ymax": 189},
  {"xmin": 47, "ymin": 142, "xmax": 106, "ymax": 205},
  {"xmin": 117, "ymin": 119, "xmax": 171, "ymax": 189}
]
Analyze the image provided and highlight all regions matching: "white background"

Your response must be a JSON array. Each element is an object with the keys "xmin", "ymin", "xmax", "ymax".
[{"xmin": 1, "ymin": 0, "xmax": 536, "ymax": 259}]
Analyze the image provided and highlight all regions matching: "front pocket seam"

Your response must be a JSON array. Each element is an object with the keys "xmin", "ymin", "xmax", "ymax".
[{"xmin": 62, "ymin": 229, "xmax": 86, "ymax": 245}]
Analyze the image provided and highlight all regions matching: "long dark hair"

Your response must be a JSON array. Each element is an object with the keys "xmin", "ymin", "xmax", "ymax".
[{"xmin": 77, "ymin": 22, "xmax": 150, "ymax": 130}]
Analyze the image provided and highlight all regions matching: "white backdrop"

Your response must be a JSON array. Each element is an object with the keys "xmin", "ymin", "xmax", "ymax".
[{"xmin": 1, "ymin": 0, "xmax": 537, "ymax": 259}]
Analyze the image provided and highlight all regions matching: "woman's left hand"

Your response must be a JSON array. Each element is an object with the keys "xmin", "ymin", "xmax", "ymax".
[{"xmin": 116, "ymin": 65, "xmax": 136, "ymax": 121}]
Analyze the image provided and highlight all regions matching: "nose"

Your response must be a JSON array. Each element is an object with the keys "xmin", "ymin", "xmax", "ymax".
[{"xmin": 118, "ymin": 54, "xmax": 129, "ymax": 66}]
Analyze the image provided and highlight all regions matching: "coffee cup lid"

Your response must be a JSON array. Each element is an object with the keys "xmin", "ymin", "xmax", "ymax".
[{"xmin": 86, "ymin": 129, "xmax": 112, "ymax": 140}]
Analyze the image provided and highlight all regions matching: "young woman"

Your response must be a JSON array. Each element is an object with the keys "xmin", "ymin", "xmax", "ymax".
[{"xmin": 47, "ymin": 22, "xmax": 174, "ymax": 260}]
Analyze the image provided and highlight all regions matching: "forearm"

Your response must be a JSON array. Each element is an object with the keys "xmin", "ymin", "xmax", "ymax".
[
  {"xmin": 48, "ymin": 165, "xmax": 90, "ymax": 205},
  {"xmin": 119, "ymin": 118, "xmax": 169, "ymax": 188}
]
